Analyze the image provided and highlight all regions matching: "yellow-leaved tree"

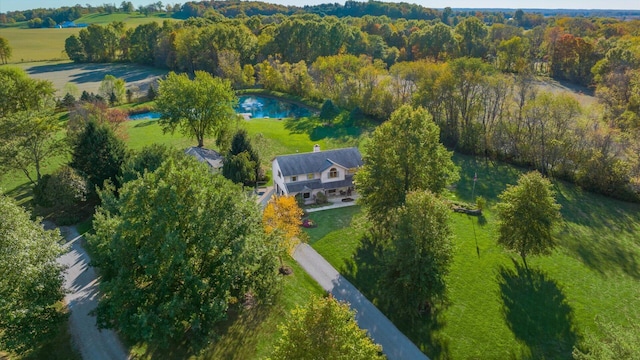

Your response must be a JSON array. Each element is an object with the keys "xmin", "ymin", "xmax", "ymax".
[{"xmin": 263, "ymin": 195, "xmax": 304, "ymax": 269}]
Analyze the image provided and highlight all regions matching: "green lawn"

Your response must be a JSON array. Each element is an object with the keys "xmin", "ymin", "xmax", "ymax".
[
  {"xmin": 306, "ymin": 154, "xmax": 640, "ymax": 359},
  {"xmin": 241, "ymin": 118, "xmax": 362, "ymax": 165}
]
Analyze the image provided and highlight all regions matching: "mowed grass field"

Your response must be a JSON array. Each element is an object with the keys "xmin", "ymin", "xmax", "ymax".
[
  {"xmin": 0, "ymin": 27, "xmax": 78, "ymax": 62},
  {"xmin": 0, "ymin": 12, "xmax": 175, "ymax": 64},
  {"xmin": 305, "ymin": 153, "xmax": 640, "ymax": 359}
]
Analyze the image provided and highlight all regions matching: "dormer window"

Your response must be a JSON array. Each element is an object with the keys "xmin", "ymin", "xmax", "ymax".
[
  {"xmin": 308, "ymin": 173, "xmax": 314, "ymax": 180},
  {"xmin": 292, "ymin": 176, "xmax": 297, "ymax": 182},
  {"xmin": 329, "ymin": 168, "xmax": 338, "ymax": 178}
]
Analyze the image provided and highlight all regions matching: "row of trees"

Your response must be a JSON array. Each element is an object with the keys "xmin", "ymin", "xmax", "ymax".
[
  {"xmin": 63, "ymin": 11, "xmax": 640, "ymax": 87},
  {"xmin": 256, "ymin": 55, "xmax": 639, "ymax": 200},
  {"xmin": 60, "ymin": 12, "xmax": 640, "ymax": 200}
]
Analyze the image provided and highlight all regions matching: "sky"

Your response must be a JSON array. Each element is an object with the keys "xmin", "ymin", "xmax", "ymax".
[{"xmin": 2, "ymin": 0, "xmax": 639, "ymax": 13}]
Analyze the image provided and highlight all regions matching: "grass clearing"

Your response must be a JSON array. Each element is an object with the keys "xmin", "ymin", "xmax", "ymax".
[
  {"xmin": 0, "ymin": 13, "xmax": 177, "ymax": 65},
  {"xmin": 75, "ymin": 13, "xmax": 174, "ymax": 27},
  {"xmin": 306, "ymin": 153, "xmax": 640, "ymax": 359},
  {"xmin": 0, "ymin": 28, "xmax": 78, "ymax": 63}
]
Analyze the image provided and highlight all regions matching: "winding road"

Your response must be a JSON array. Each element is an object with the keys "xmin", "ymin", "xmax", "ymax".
[{"xmin": 56, "ymin": 226, "xmax": 129, "ymax": 360}]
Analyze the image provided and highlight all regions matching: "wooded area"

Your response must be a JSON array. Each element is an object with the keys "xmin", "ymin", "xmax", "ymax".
[{"xmin": 52, "ymin": 5, "xmax": 640, "ymax": 201}]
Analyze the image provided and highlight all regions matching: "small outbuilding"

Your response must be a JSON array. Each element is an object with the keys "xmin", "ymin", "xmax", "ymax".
[{"xmin": 184, "ymin": 146, "xmax": 224, "ymax": 172}]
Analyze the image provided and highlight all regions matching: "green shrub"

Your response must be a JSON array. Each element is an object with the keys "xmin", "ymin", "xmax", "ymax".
[
  {"xmin": 476, "ymin": 196, "xmax": 486, "ymax": 211},
  {"xmin": 315, "ymin": 192, "xmax": 328, "ymax": 205},
  {"xmin": 33, "ymin": 174, "xmax": 52, "ymax": 207},
  {"xmin": 42, "ymin": 166, "xmax": 88, "ymax": 208}
]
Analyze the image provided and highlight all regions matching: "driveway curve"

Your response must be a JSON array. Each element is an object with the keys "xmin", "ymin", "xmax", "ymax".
[
  {"xmin": 293, "ymin": 243, "xmax": 429, "ymax": 360},
  {"xmin": 56, "ymin": 226, "xmax": 129, "ymax": 360}
]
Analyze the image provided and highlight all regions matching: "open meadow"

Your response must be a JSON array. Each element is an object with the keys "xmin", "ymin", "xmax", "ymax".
[
  {"xmin": 0, "ymin": 27, "xmax": 78, "ymax": 62},
  {"xmin": 305, "ymin": 153, "xmax": 640, "ymax": 359},
  {"xmin": 0, "ymin": 13, "xmax": 174, "ymax": 64}
]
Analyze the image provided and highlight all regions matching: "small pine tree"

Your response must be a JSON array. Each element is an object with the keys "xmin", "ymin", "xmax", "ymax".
[
  {"xmin": 147, "ymin": 85, "xmax": 157, "ymax": 100},
  {"xmin": 319, "ymin": 99, "xmax": 340, "ymax": 120}
]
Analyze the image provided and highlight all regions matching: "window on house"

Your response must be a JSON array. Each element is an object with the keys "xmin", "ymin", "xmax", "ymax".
[
  {"xmin": 303, "ymin": 192, "xmax": 310, "ymax": 199},
  {"xmin": 327, "ymin": 189, "xmax": 336, "ymax": 194},
  {"xmin": 329, "ymin": 168, "xmax": 338, "ymax": 178},
  {"xmin": 278, "ymin": 170, "xmax": 281, "ymax": 178},
  {"xmin": 307, "ymin": 173, "xmax": 314, "ymax": 180},
  {"xmin": 291, "ymin": 176, "xmax": 297, "ymax": 182}
]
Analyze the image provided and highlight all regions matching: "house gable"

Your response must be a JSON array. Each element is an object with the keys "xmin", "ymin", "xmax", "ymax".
[
  {"xmin": 274, "ymin": 147, "xmax": 363, "ymax": 178},
  {"xmin": 272, "ymin": 147, "xmax": 362, "ymax": 197}
]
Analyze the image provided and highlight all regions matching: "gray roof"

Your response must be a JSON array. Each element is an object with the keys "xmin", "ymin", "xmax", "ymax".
[
  {"xmin": 185, "ymin": 146, "xmax": 224, "ymax": 169},
  {"xmin": 275, "ymin": 147, "xmax": 363, "ymax": 176},
  {"xmin": 285, "ymin": 176, "xmax": 354, "ymax": 193}
]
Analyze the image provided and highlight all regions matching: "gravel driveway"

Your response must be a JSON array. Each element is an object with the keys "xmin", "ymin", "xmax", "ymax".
[
  {"xmin": 57, "ymin": 226, "xmax": 129, "ymax": 360},
  {"xmin": 293, "ymin": 243, "xmax": 429, "ymax": 360}
]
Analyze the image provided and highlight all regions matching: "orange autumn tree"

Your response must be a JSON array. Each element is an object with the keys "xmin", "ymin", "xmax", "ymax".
[{"xmin": 263, "ymin": 195, "xmax": 304, "ymax": 259}]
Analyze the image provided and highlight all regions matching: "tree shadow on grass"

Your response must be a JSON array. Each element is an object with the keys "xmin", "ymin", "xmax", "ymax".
[
  {"xmin": 137, "ymin": 303, "xmax": 273, "ymax": 360},
  {"xmin": 553, "ymin": 180, "xmax": 640, "ymax": 232},
  {"xmin": 133, "ymin": 120, "xmax": 158, "ymax": 128},
  {"xmin": 343, "ymin": 234, "xmax": 450, "ymax": 359},
  {"xmin": 284, "ymin": 116, "xmax": 362, "ymax": 142},
  {"xmin": 4, "ymin": 181, "xmax": 33, "ymax": 206},
  {"xmin": 497, "ymin": 260, "xmax": 579, "ymax": 359},
  {"xmin": 561, "ymin": 227, "xmax": 640, "ymax": 280},
  {"xmin": 452, "ymin": 153, "xmax": 524, "ymax": 204}
]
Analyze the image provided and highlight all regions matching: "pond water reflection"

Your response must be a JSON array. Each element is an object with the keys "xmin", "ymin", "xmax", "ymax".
[
  {"xmin": 234, "ymin": 95, "xmax": 314, "ymax": 119},
  {"xmin": 128, "ymin": 96, "xmax": 313, "ymax": 120}
]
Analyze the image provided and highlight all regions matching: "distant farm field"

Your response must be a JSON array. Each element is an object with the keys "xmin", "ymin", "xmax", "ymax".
[
  {"xmin": 0, "ymin": 13, "xmax": 175, "ymax": 64},
  {"xmin": 0, "ymin": 27, "xmax": 78, "ymax": 62},
  {"xmin": 75, "ymin": 12, "xmax": 174, "ymax": 27}
]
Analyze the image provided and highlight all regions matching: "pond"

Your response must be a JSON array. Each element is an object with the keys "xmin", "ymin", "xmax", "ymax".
[
  {"xmin": 128, "ymin": 112, "xmax": 161, "ymax": 120},
  {"xmin": 234, "ymin": 95, "xmax": 314, "ymax": 119},
  {"xmin": 128, "ymin": 96, "xmax": 314, "ymax": 120}
]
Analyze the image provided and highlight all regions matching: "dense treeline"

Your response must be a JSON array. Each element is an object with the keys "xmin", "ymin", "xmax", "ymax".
[{"xmin": 61, "ymin": 8, "xmax": 640, "ymax": 199}]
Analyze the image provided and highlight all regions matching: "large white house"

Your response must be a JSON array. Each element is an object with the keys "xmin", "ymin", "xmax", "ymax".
[{"xmin": 272, "ymin": 145, "xmax": 363, "ymax": 202}]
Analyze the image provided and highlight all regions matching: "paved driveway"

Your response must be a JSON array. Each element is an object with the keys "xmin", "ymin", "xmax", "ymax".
[
  {"xmin": 293, "ymin": 243, "xmax": 429, "ymax": 360},
  {"xmin": 57, "ymin": 226, "xmax": 129, "ymax": 360}
]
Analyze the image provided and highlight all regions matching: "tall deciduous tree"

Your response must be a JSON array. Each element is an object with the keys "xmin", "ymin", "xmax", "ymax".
[
  {"xmin": 70, "ymin": 120, "xmax": 127, "ymax": 189},
  {"xmin": 0, "ymin": 36, "xmax": 12, "ymax": 64},
  {"xmin": 64, "ymin": 34, "xmax": 86, "ymax": 62},
  {"xmin": 379, "ymin": 191, "xmax": 454, "ymax": 320},
  {"xmin": 89, "ymin": 156, "xmax": 277, "ymax": 348},
  {"xmin": 271, "ymin": 296, "xmax": 384, "ymax": 360},
  {"xmin": 0, "ymin": 67, "xmax": 55, "ymax": 119},
  {"xmin": 263, "ymin": 195, "xmax": 304, "ymax": 264},
  {"xmin": 355, "ymin": 104, "xmax": 459, "ymax": 226},
  {"xmin": 98, "ymin": 74, "xmax": 126, "ymax": 105},
  {"xmin": 495, "ymin": 171, "xmax": 562, "ymax": 268},
  {"xmin": 0, "ymin": 195, "xmax": 65, "ymax": 355},
  {"xmin": 0, "ymin": 110, "xmax": 68, "ymax": 185},
  {"xmin": 156, "ymin": 71, "xmax": 237, "ymax": 148}
]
